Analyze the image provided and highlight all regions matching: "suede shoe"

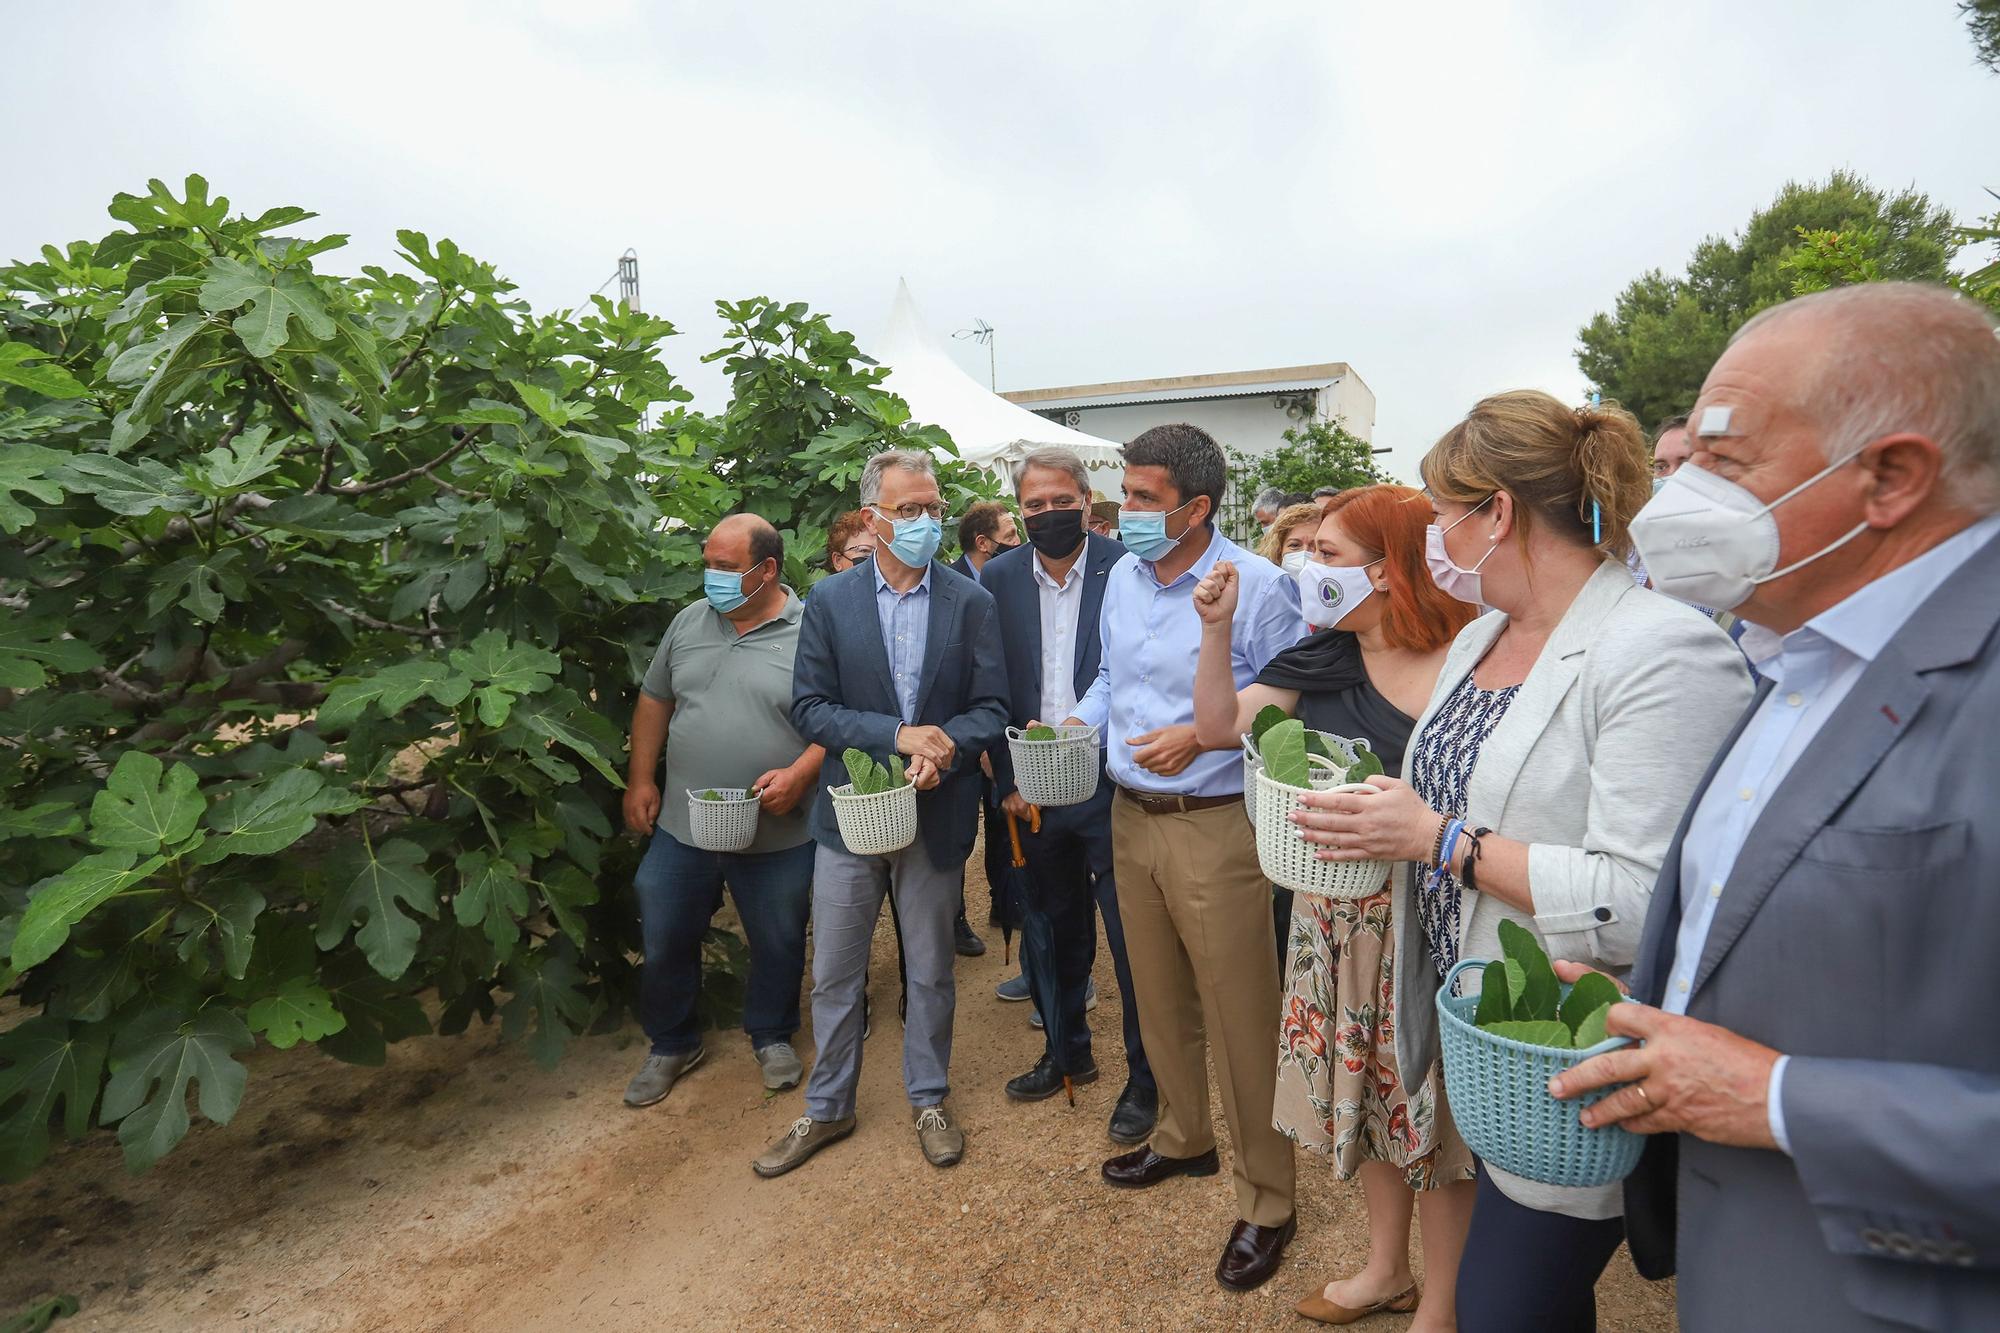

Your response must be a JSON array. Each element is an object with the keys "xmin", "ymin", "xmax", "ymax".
[
  {"xmin": 1005, "ymin": 1054, "xmax": 1100, "ymax": 1103},
  {"xmin": 1215, "ymin": 1215, "xmax": 1296, "ymax": 1291},
  {"xmin": 994, "ymin": 972, "xmax": 1031, "ymax": 1002},
  {"xmin": 1107, "ymin": 1082, "xmax": 1158, "ymax": 1145},
  {"xmin": 753, "ymin": 1041, "xmax": 803, "ymax": 1091},
  {"xmin": 1101, "ymin": 1144, "xmax": 1220, "ymax": 1189},
  {"xmin": 752, "ymin": 1114, "xmax": 855, "ymax": 1178},
  {"xmin": 623, "ymin": 1047, "xmax": 704, "ymax": 1107},
  {"xmin": 915, "ymin": 1103, "xmax": 965, "ymax": 1167}
]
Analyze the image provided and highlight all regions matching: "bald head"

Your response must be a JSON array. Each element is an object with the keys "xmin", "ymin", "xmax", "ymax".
[
  {"xmin": 709, "ymin": 512, "xmax": 784, "ymax": 568},
  {"xmin": 1728, "ymin": 282, "xmax": 2000, "ymax": 513}
]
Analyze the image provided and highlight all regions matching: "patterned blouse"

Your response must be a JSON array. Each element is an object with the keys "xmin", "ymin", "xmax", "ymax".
[{"xmin": 1408, "ymin": 671, "xmax": 1521, "ymax": 979}]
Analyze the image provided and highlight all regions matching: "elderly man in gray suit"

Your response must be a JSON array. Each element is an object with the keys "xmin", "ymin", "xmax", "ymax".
[
  {"xmin": 1554, "ymin": 282, "xmax": 2000, "ymax": 1331},
  {"xmin": 753, "ymin": 449, "xmax": 1008, "ymax": 1179}
]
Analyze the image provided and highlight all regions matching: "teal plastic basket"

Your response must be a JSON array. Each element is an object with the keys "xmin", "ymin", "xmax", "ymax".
[{"xmin": 1436, "ymin": 957, "xmax": 1645, "ymax": 1188}]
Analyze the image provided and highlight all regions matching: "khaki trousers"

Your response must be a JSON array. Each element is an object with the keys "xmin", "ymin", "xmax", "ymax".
[{"xmin": 1112, "ymin": 794, "xmax": 1296, "ymax": 1227}]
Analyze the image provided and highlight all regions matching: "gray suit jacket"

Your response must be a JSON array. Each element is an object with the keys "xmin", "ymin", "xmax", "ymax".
[
  {"xmin": 1624, "ymin": 533, "xmax": 2000, "ymax": 1331},
  {"xmin": 790, "ymin": 560, "xmax": 1009, "ymax": 866}
]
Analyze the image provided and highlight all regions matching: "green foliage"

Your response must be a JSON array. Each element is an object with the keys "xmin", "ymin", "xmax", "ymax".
[
  {"xmin": 1559, "ymin": 969, "xmax": 1624, "ymax": 1038},
  {"xmin": 1249, "ymin": 704, "xmax": 1289, "ymax": 746},
  {"xmin": 1226, "ymin": 418, "xmax": 1386, "ymax": 539},
  {"xmin": 1022, "ymin": 724, "xmax": 1059, "ymax": 742},
  {"xmin": 1576, "ymin": 171, "xmax": 1962, "ymax": 426},
  {"xmin": 840, "ymin": 748, "xmax": 907, "ymax": 794},
  {"xmin": 0, "ymin": 175, "xmax": 963, "ymax": 1178},
  {"xmin": 1573, "ymin": 1001, "xmax": 1615, "ymax": 1051},
  {"xmin": 1473, "ymin": 959, "xmax": 1514, "ymax": 1027},
  {"xmin": 1965, "ymin": 0, "xmax": 2000, "ymax": 72},
  {"xmin": 1258, "ymin": 718, "xmax": 1314, "ymax": 789},
  {"xmin": 1499, "ymin": 919, "xmax": 1561, "ymax": 1024},
  {"xmin": 1483, "ymin": 1019, "xmax": 1575, "ymax": 1049}
]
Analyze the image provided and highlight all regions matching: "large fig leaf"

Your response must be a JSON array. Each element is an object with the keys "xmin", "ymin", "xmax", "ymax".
[
  {"xmin": 1259, "ymin": 718, "xmax": 1314, "ymax": 790},
  {"xmin": 314, "ymin": 838, "xmax": 438, "ymax": 981},
  {"xmin": 1250, "ymin": 704, "xmax": 1290, "ymax": 746},
  {"xmin": 98, "ymin": 1007, "xmax": 253, "ymax": 1173},
  {"xmin": 500, "ymin": 946, "xmax": 596, "ymax": 1069},
  {"xmin": 1499, "ymin": 918, "xmax": 1560, "ymax": 1022},
  {"xmin": 13, "ymin": 848, "xmax": 166, "ymax": 970},
  {"xmin": 1573, "ymin": 1001, "xmax": 1617, "ymax": 1051},
  {"xmin": 89, "ymin": 750, "xmax": 204, "ymax": 853},
  {"xmin": 1560, "ymin": 970, "xmax": 1627, "ymax": 1037},
  {"xmin": 1483, "ymin": 1019, "xmax": 1574, "ymax": 1049},
  {"xmin": 196, "ymin": 767, "xmax": 363, "ymax": 864},
  {"xmin": 0, "ymin": 1016, "xmax": 109, "ymax": 1182},
  {"xmin": 247, "ymin": 976, "xmax": 347, "ymax": 1050},
  {"xmin": 1474, "ymin": 959, "xmax": 1514, "ymax": 1027}
]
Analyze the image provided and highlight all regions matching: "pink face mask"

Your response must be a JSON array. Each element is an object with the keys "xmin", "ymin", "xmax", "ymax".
[{"xmin": 1424, "ymin": 496, "xmax": 1499, "ymax": 606}]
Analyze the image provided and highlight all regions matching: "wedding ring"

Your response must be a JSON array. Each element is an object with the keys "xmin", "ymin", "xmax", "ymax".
[{"xmin": 1634, "ymin": 1084, "xmax": 1652, "ymax": 1108}]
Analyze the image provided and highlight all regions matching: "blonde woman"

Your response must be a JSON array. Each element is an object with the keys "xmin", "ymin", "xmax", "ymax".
[
  {"xmin": 1294, "ymin": 393, "xmax": 1752, "ymax": 1332},
  {"xmin": 1257, "ymin": 501, "xmax": 1323, "ymax": 574}
]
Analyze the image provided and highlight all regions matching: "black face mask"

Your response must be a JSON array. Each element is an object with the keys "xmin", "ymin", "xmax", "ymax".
[{"xmin": 1023, "ymin": 507, "xmax": 1087, "ymax": 559}]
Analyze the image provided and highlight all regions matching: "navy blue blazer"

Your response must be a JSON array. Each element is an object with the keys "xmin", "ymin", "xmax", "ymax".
[
  {"xmin": 791, "ymin": 559, "xmax": 1009, "ymax": 864},
  {"xmin": 978, "ymin": 532, "xmax": 1124, "ymax": 802}
]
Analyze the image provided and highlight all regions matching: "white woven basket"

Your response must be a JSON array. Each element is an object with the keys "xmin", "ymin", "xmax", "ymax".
[
  {"xmin": 686, "ymin": 787, "xmax": 760, "ymax": 852},
  {"xmin": 1005, "ymin": 724, "xmax": 1100, "ymax": 806},
  {"xmin": 1253, "ymin": 757, "xmax": 1391, "ymax": 900},
  {"xmin": 1240, "ymin": 732, "xmax": 1263, "ymax": 827},
  {"xmin": 828, "ymin": 781, "xmax": 918, "ymax": 856}
]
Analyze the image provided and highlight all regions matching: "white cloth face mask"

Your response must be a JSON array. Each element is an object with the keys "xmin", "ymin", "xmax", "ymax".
[
  {"xmin": 1629, "ymin": 449, "xmax": 1869, "ymax": 611},
  {"xmin": 1297, "ymin": 558, "xmax": 1382, "ymax": 629}
]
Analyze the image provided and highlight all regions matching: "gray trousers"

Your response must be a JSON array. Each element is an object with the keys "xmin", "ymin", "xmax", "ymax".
[{"xmin": 803, "ymin": 838, "xmax": 960, "ymax": 1121}]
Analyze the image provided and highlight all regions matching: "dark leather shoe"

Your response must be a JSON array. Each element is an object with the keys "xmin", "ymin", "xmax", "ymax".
[
  {"xmin": 954, "ymin": 914, "xmax": 987, "ymax": 957},
  {"xmin": 1101, "ymin": 1144, "xmax": 1220, "ymax": 1189},
  {"xmin": 1107, "ymin": 1083, "xmax": 1158, "ymax": 1145},
  {"xmin": 1215, "ymin": 1215, "xmax": 1297, "ymax": 1291},
  {"xmin": 1006, "ymin": 1054, "xmax": 1100, "ymax": 1102}
]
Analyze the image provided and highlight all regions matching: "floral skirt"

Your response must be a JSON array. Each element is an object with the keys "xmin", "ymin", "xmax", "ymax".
[{"xmin": 1273, "ymin": 879, "xmax": 1475, "ymax": 1190}]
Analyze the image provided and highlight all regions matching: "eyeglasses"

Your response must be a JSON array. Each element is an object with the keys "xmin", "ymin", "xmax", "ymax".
[
  {"xmin": 872, "ymin": 502, "xmax": 947, "ymax": 522},
  {"xmin": 839, "ymin": 545, "xmax": 875, "ymax": 562}
]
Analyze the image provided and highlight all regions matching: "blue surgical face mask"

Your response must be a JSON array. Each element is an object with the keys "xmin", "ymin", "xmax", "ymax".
[
  {"xmin": 1120, "ymin": 497, "xmax": 1197, "ymax": 561},
  {"xmin": 872, "ymin": 509, "xmax": 943, "ymax": 568},
  {"xmin": 703, "ymin": 563, "xmax": 768, "ymax": 614}
]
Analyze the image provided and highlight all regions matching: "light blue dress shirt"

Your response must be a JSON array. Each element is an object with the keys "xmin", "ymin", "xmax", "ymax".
[
  {"xmin": 1667, "ymin": 514, "xmax": 2000, "ymax": 1152},
  {"xmin": 872, "ymin": 561, "xmax": 932, "ymax": 725},
  {"xmin": 1072, "ymin": 528, "xmax": 1305, "ymax": 795}
]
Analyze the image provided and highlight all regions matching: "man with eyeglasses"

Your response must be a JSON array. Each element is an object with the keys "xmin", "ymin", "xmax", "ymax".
[{"xmin": 755, "ymin": 449, "xmax": 1008, "ymax": 1178}]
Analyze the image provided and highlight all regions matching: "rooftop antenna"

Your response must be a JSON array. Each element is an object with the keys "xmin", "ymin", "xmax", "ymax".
[
  {"xmin": 953, "ymin": 318, "xmax": 996, "ymax": 390},
  {"xmin": 593, "ymin": 249, "xmax": 650, "ymax": 429}
]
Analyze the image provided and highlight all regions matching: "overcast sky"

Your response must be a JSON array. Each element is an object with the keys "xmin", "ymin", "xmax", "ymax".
[{"xmin": 10, "ymin": 1, "xmax": 1997, "ymax": 481}]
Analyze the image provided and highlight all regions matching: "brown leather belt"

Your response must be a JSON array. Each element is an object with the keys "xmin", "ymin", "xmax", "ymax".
[{"xmin": 1116, "ymin": 785, "xmax": 1243, "ymax": 815}]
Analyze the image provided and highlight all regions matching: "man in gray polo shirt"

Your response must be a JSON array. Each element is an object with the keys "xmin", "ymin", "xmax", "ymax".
[{"xmin": 620, "ymin": 513, "xmax": 825, "ymax": 1106}]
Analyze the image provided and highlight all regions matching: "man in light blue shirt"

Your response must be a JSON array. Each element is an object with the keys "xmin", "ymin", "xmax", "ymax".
[
  {"xmin": 1060, "ymin": 424, "xmax": 1308, "ymax": 1293},
  {"xmin": 1554, "ymin": 283, "xmax": 2000, "ymax": 1331}
]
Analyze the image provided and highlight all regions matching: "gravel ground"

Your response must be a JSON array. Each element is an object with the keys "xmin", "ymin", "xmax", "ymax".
[{"xmin": 4, "ymin": 849, "xmax": 1676, "ymax": 1331}]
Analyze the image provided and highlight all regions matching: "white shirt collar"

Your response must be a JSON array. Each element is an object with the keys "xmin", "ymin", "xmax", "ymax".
[{"xmin": 1032, "ymin": 553, "xmax": 1084, "ymax": 591}]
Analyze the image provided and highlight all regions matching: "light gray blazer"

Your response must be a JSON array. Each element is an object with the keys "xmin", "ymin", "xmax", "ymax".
[
  {"xmin": 1390, "ymin": 562, "xmax": 1753, "ymax": 1215},
  {"xmin": 1625, "ymin": 533, "xmax": 2000, "ymax": 1332}
]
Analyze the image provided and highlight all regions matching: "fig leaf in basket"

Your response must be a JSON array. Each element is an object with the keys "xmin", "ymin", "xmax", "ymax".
[
  {"xmin": 1483, "ymin": 1019, "xmax": 1574, "ymax": 1049},
  {"xmin": 696, "ymin": 789, "xmax": 722, "ymax": 801},
  {"xmin": 1499, "ymin": 919, "xmax": 1561, "ymax": 1022},
  {"xmin": 1559, "ymin": 970, "xmax": 1625, "ymax": 1037},
  {"xmin": 842, "ymin": 748, "xmax": 889, "ymax": 795},
  {"xmin": 1474, "ymin": 959, "xmax": 1514, "ymax": 1027},
  {"xmin": 886, "ymin": 754, "xmax": 907, "ymax": 789},
  {"xmin": 1303, "ymin": 730, "xmax": 1333, "ymax": 759},
  {"xmin": 1250, "ymin": 704, "xmax": 1290, "ymax": 747},
  {"xmin": 1344, "ymin": 742, "xmax": 1385, "ymax": 785},
  {"xmin": 1258, "ymin": 718, "xmax": 1314, "ymax": 790},
  {"xmin": 1572, "ymin": 1000, "xmax": 1615, "ymax": 1050},
  {"xmin": 1023, "ymin": 724, "xmax": 1059, "ymax": 741}
]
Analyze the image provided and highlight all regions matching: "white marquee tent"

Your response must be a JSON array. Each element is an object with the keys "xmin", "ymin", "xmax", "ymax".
[{"xmin": 871, "ymin": 280, "xmax": 1125, "ymax": 474}]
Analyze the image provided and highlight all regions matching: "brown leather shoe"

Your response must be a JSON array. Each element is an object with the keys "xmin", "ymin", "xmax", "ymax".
[
  {"xmin": 1100, "ymin": 1144, "xmax": 1220, "ymax": 1189},
  {"xmin": 1296, "ymin": 1282, "xmax": 1420, "ymax": 1324},
  {"xmin": 1215, "ymin": 1215, "xmax": 1296, "ymax": 1291}
]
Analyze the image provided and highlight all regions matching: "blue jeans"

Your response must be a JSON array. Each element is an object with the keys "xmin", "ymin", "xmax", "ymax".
[{"xmin": 633, "ymin": 830, "xmax": 815, "ymax": 1056}]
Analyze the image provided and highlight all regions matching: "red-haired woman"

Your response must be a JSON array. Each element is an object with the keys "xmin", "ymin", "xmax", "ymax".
[{"xmin": 1193, "ymin": 484, "xmax": 1477, "ymax": 1329}]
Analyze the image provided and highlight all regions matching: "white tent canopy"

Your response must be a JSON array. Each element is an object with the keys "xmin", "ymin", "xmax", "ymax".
[{"xmin": 871, "ymin": 280, "xmax": 1125, "ymax": 474}]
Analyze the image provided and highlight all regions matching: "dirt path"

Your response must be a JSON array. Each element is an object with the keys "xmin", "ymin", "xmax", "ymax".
[{"xmin": 5, "ymin": 852, "xmax": 1677, "ymax": 1331}]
